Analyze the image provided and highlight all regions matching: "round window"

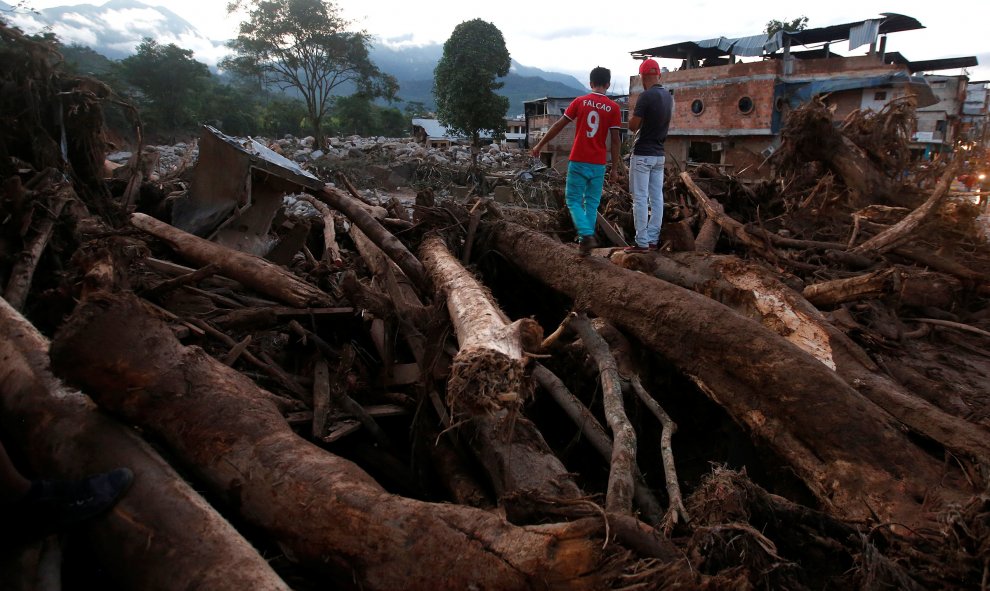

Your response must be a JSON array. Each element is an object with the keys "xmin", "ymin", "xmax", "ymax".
[
  {"xmin": 738, "ymin": 96, "xmax": 754, "ymax": 114},
  {"xmin": 691, "ymin": 99, "xmax": 704, "ymax": 115}
]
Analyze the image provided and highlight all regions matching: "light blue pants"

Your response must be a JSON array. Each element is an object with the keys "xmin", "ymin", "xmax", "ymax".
[
  {"xmin": 629, "ymin": 155, "xmax": 665, "ymax": 247},
  {"xmin": 564, "ymin": 161, "xmax": 605, "ymax": 238}
]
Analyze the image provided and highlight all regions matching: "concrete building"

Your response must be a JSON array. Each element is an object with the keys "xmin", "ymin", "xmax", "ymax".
[
  {"xmin": 911, "ymin": 74, "xmax": 969, "ymax": 159},
  {"xmin": 503, "ymin": 116, "xmax": 526, "ymax": 148},
  {"xmin": 523, "ymin": 95, "xmax": 628, "ymax": 171},
  {"xmin": 962, "ymin": 80, "xmax": 990, "ymax": 149},
  {"xmin": 628, "ymin": 14, "xmax": 976, "ymax": 175}
]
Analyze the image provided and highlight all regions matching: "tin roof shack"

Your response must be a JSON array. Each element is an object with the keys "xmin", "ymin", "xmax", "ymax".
[
  {"xmin": 524, "ymin": 95, "xmax": 628, "ymax": 172},
  {"xmin": 910, "ymin": 75, "xmax": 970, "ymax": 159},
  {"xmin": 628, "ymin": 14, "xmax": 942, "ymax": 177},
  {"xmin": 962, "ymin": 80, "xmax": 990, "ymax": 149}
]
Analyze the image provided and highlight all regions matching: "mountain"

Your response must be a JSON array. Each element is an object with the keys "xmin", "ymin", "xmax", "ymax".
[
  {"xmin": 369, "ymin": 42, "xmax": 587, "ymax": 115},
  {"xmin": 4, "ymin": 0, "xmax": 588, "ymax": 114}
]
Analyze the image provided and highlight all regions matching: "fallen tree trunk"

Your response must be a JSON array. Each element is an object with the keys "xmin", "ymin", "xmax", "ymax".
[
  {"xmin": 50, "ymin": 293, "xmax": 608, "ymax": 591},
  {"xmin": 419, "ymin": 235, "xmax": 584, "ymax": 521},
  {"xmin": 492, "ymin": 221, "xmax": 968, "ymax": 526},
  {"xmin": 802, "ymin": 267, "xmax": 901, "ymax": 307},
  {"xmin": 0, "ymin": 296, "xmax": 290, "ymax": 591},
  {"xmin": 614, "ymin": 250, "xmax": 990, "ymax": 465},
  {"xmin": 130, "ymin": 213, "xmax": 333, "ymax": 307},
  {"xmin": 3, "ymin": 183, "xmax": 71, "ymax": 310},
  {"xmin": 851, "ymin": 159, "xmax": 960, "ymax": 255}
]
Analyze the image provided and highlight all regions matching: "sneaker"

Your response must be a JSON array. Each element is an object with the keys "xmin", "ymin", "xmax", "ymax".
[
  {"xmin": 579, "ymin": 235, "xmax": 598, "ymax": 256},
  {"xmin": 623, "ymin": 244, "xmax": 650, "ymax": 254},
  {"xmin": 13, "ymin": 468, "xmax": 134, "ymax": 535}
]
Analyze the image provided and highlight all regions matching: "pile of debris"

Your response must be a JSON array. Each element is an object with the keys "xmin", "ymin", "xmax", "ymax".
[{"xmin": 2, "ymin": 22, "xmax": 989, "ymax": 590}]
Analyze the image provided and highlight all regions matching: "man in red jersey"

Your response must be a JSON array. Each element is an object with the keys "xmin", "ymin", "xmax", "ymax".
[{"xmin": 531, "ymin": 67, "xmax": 624, "ymax": 255}]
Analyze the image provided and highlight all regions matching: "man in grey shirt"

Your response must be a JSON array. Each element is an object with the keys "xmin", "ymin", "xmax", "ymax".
[{"xmin": 626, "ymin": 58, "xmax": 673, "ymax": 252}]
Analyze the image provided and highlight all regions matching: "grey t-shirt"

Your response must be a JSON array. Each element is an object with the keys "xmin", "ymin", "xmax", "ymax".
[{"xmin": 633, "ymin": 84, "xmax": 673, "ymax": 156}]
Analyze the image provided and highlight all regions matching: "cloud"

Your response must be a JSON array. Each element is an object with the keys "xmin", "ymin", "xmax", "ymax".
[
  {"xmin": 49, "ymin": 22, "xmax": 99, "ymax": 46},
  {"xmin": 385, "ymin": 33, "xmax": 414, "ymax": 44},
  {"xmin": 527, "ymin": 26, "xmax": 597, "ymax": 41},
  {"xmin": 59, "ymin": 11, "xmax": 98, "ymax": 28},
  {"xmin": 101, "ymin": 8, "xmax": 166, "ymax": 35}
]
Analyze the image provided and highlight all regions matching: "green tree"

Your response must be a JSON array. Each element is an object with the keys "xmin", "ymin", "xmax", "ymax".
[
  {"xmin": 117, "ymin": 38, "xmax": 211, "ymax": 133},
  {"xmin": 224, "ymin": 0, "xmax": 397, "ymax": 148},
  {"xmin": 433, "ymin": 19, "xmax": 509, "ymax": 149},
  {"xmin": 765, "ymin": 16, "xmax": 809, "ymax": 36}
]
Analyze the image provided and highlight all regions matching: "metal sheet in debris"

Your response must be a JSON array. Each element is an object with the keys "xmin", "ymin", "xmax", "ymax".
[{"xmin": 171, "ymin": 126, "xmax": 324, "ymax": 256}]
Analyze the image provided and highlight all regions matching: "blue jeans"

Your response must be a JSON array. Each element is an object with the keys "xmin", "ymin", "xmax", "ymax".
[
  {"xmin": 629, "ymin": 155, "xmax": 665, "ymax": 247},
  {"xmin": 564, "ymin": 161, "xmax": 605, "ymax": 238}
]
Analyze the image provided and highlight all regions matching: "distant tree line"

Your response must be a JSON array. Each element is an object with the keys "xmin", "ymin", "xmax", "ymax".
[{"xmin": 4, "ymin": 0, "xmax": 512, "ymax": 146}]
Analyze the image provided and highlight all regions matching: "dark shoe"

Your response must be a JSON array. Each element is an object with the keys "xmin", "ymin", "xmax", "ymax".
[
  {"xmin": 623, "ymin": 244, "xmax": 649, "ymax": 254},
  {"xmin": 18, "ymin": 468, "xmax": 134, "ymax": 534},
  {"xmin": 579, "ymin": 235, "xmax": 598, "ymax": 256},
  {"xmin": 648, "ymin": 242, "xmax": 660, "ymax": 251}
]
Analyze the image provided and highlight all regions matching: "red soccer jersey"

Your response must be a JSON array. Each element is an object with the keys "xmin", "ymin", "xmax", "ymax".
[{"xmin": 563, "ymin": 92, "xmax": 622, "ymax": 165}]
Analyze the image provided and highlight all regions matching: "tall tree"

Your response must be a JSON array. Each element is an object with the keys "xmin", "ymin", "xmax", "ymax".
[
  {"xmin": 224, "ymin": 0, "xmax": 396, "ymax": 147},
  {"xmin": 433, "ymin": 19, "xmax": 509, "ymax": 149},
  {"xmin": 765, "ymin": 16, "xmax": 809, "ymax": 36},
  {"xmin": 117, "ymin": 39, "xmax": 211, "ymax": 134}
]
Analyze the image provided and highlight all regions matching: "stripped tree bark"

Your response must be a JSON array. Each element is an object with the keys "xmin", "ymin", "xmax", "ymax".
[
  {"xmin": 49, "ymin": 292, "xmax": 609, "ymax": 591},
  {"xmin": 0, "ymin": 297, "xmax": 290, "ymax": 591},
  {"xmin": 570, "ymin": 314, "xmax": 637, "ymax": 515},
  {"xmin": 419, "ymin": 235, "xmax": 584, "ymax": 521},
  {"xmin": 130, "ymin": 213, "xmax": 333, "ymax": 307},
  {"xmin": 492, "ymin": 221, "xmax": 969, "ymax": 526}
]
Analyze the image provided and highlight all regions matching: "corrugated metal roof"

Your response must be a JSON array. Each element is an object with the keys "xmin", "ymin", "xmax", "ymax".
[{"xmin": 630, "ymin": 13, "xmax": 924, "ymax": 60}]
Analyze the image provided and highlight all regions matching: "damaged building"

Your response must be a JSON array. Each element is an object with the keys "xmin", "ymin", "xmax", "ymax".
[{"xmin": 629, "ymin": 13, "xmax": 978, "ymax": 174}]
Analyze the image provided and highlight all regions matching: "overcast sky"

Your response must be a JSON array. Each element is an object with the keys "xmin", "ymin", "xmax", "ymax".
[{"xmin": 22, "ymin": 0, "xmax": 990, "ymax": 90}]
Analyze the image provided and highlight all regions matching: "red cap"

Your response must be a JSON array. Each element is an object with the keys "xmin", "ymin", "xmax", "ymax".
[{"xmin": 639, "ymin": 59, "xmax": 661, "ymax": 76}]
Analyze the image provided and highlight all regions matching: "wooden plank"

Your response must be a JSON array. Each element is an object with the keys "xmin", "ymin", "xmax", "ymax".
[{"xmin": 385, "ymin": 363, "xmax": 420, "ymax": 386}]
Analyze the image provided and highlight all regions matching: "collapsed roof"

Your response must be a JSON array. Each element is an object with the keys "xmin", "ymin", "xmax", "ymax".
[{"xmin": 630, "ymin": 13, "xmax": 923, "ymax": 61}]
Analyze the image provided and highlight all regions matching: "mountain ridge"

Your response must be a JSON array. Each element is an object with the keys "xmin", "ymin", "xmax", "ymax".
[{"xmin": 3, "ymin": 0, "xmax": 588, "ymax": 114}]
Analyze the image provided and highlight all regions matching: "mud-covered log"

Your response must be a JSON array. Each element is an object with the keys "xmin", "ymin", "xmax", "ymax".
[
  {"xmin": 493, "ymin": 221, "xmax": 968, "ymax": 526},
  {"xmin": 419, "ymin": 235, "xmax": 584, "ymax": 520},
  {"xmin": 615, "ymin": 250, "xmax": 990, "ymax": 464},
  {"xmin": 51, "ymin": 293, "xmax": 607, "ymax": 591},
  {"xmin": 0, "ymin": 297, "xmax": 290, "ymax": 591},
  {"xmin": 130, "ymin": 213, "xmax": 333, "ymax": 307}
]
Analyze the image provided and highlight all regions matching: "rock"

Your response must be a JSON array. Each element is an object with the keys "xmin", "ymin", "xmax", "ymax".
[{"xmin": 310, "ymin": 150, "xmax": 325, "ymax": 160}]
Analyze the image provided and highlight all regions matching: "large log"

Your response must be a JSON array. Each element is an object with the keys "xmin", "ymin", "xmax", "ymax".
[
  {"xmin": 50, "ymin": 293, "xmax": 607, "ymax": 591},
  {"xmin": 0, "ymin": 296, "xmax": 290, "ymax": 591},
  {"xmin": 419, "ymin": 235, "xmax": 584, "ymax": 520},
  {"xmin": 130, "ymin": 213, "xmax": 333, "ymax": 307},
  {"xmin": 615, "ymin": 250, "xmax": 990, "ymax": 465},
  {"xmin": 492, "ymin": 221, "xmax": 968, "ymax": 526}
]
